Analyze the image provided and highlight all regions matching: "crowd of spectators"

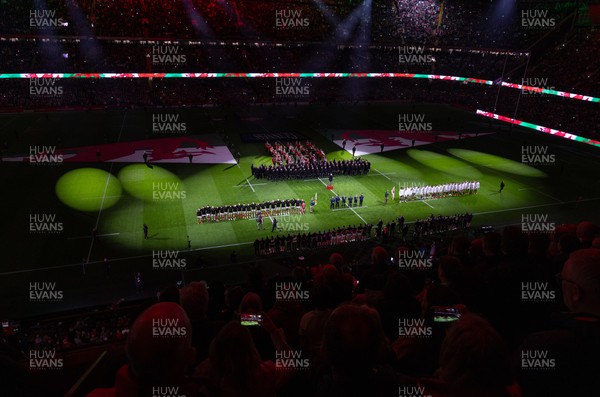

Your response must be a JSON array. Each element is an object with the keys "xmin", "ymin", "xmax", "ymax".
[
  {"xmin": 528, "ymin": 27, "xmax": 600, "ymax": 96},
  {"xmin": 412, "ymin": 213, "xmax": 473, "ymax": 238},
  {"xmin": 0, "ymin": 25, "xmax": 597, "ymax": 140},
  {"xmin": 265, "ymin": 140, "xmax": 326, "ymax": 166},
  {"xmin": 3, "ymin": 220, "xmax": 600, "ymax": 396},
  {"xmin": 254, "ymin": 222, "xmax": 372, "ymax": 255},
  {"xmin": 1, "ymin": 0, "xmax": 578, "ymax": 49},
  {"xmin": 0, "ymin": 3, "xmax": 598, "ymax": 140},
  {"xmin": 23, "ymin": 307, "xmax": 135, "ymax": 352},
  {"xmin": 254, "ymin": 212, "xmax": 474, "ymax": 256}
]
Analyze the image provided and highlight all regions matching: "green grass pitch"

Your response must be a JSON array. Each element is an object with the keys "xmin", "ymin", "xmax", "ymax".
[{"xmin": 1, "ymin": 103, "xmax": 599, "ymax": 317}]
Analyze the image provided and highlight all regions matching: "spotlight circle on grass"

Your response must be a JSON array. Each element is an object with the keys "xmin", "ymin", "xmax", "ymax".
[
  {"xmin": 447, "ymin": 148, "xmax": 548, "ymax": 178},
  {"xmin": 406, "ymin": 149, "xmax": 483, "ymax": 178},
  {"xmin": 56, "ymin": 168, "xmax": 122, "ymax": 211},
  {"xmin": 118, "ymin": 164, "xmax": 186, "ymax": 203}
]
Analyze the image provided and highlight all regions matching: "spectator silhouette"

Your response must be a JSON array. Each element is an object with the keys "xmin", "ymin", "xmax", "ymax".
[
  {"xmin": 180, "ymin": 281, "xmax": 219, "ymax": 365},
  {"xmin": 421, "ymin": 313, "xmax": 519, "ymax": 397},
  {"xmin": 194, "ymin": 319, "xmax": 291, "ymax": 397},
  {"xmin": 318, "ymin": 304, "xmax": 397, "ymax": 397},
  {"xmin": 238, "ymin": 292, "xmax": 275, "ymax": 361},
  {"xmin": 299, "ymin": 284, "xmax": 332, "ymax": 372},
  {"xmin": 86, "ymin": 302, "xmax": 197, "ymax": 397},
  {"xmin": 517, "ymin": 249, "xmax": 600, "ymax": 397}
]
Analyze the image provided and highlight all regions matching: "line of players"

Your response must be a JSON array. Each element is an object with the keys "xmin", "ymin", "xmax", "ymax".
[
  {"xmin": 396, "ymin": 181, "xmax": 480, "ymax": 202},
  {"xmin": 251, "ymin": 158, "xmax": 371, "ymax": 180},
  {"xmin": 329, "ymin": 193, "xmax": 365, "ymax": 209},
  {"xmin": 196, "ymin": 199, "xmax": 305, "ymax": 223}
]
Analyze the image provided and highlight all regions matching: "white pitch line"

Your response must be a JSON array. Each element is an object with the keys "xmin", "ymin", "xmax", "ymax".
[
  {"xmin": 317, "ymin": 177, "xmax": 332, "ymax": 190},
  {"xmin": 367, "ymin": 173, "xmax": 395, "ymax": 177},
  {"xmin": 472, "ymin": 196, "xmax": 600, "ymax": 216},
  {"xmin": 8, "ymin": 196, "xmax": 600, "ymax": 277},
  {"xmin": 245, "ymin": 178, "xmax": 256, "ymax": 192},
  {"xmin": 191, "ymin": 241, "xmax": 253, "ymax": 252},
  {"xmin": 332, "ymin": 206, "xmax": 368, "ymax": 211},
  {"xmin": 518, "ymin": 186, "xmax": 545, "ymax": 191},
  {"xmin": 303, "ymin": 178, "xmax": 321, "ymax": 182},
  {"xmin": 81, "ymin": 196, "xmax": 122, "ymax": 200},
  {"xmin": 0, "ymin": 241, "xmax": 254, "ymax": 276},
  {"xmin": 374, "ymin": 168, "xmax": 392, "ymax": 180},
  {"xmin": 67, "ymin": 233, "xmax": 120, "ymax": 240},
  {"xmin": 422, "ymin": 200, "xmax": 434, "ymax": 209},
  {"xmin": 233, "ymin": 183, "xmax": 267, "ymax": 188},
  {"xmin": 348, "ymin": 206, "xmax": 367, "ymax": 224}
]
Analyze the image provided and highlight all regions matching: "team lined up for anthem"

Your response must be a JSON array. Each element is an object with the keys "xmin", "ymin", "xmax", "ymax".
[
  {"xmin": 397, "ymin": 181, "xmax": 480, "ymax": 202},
  {"xmin": 251, "ymin": 158, "xmax": 371, "ymax": 180},
  {"xmin": 196, "ymin": 198, "xmax": 305, "ymax": 223}
]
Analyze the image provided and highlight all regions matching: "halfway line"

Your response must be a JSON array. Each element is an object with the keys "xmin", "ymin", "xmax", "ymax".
[
  {"xmin": 245, "ymin": 178, "xmax": 256, "ymax": 192},
  {"xmin": 317, "ymin": 178, "xmax": 367, "ymax": 224}
]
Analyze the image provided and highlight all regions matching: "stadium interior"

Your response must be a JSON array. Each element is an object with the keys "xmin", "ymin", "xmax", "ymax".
[{"xmin": 1, "ymin": 1, "xmax": 600, "ymax": 397}]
